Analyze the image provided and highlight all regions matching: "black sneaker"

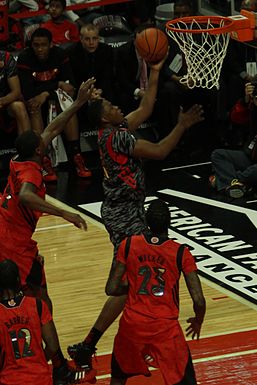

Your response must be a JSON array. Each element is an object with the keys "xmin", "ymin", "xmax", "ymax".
[
  {"xmin": 67, "ymin": 343, "xmax": 96, "ymax": 370},
  {"xmin": 53, "ymin": 360, "xmax": 96, "ymax": 385}
]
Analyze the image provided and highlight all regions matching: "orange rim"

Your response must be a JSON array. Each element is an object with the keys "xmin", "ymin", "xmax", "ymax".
[{"xmin": 166, "ymin": 15, "xmax": 235, "ymax": 35}]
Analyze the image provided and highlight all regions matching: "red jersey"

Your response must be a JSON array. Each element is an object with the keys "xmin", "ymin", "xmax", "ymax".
[
  {"xmin": 0, "ymin": 158, "xmax": 45, "ymax": 237},
  {"xmin": 41, "ymin": 19, "xmax": 80, "ymax": 46},
  {"xmin": 0, "ymin": 158, "xmax": 46, "ymax": 286},
  {"xmin": 0, "ymin": 295, "xmax": 52, "ymax": 385},
  {"xmin": 116, "ymin": 233, "xmax": 197, "ymax": 320}
]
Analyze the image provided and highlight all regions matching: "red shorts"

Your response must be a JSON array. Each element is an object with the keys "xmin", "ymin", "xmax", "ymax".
[
  {"xmin": 0, "ymin": 224, "xmax": 46, "ymax": 289},
  {"xmin": 113, "ymin": 314, "xmax": 196, "ymax": 385}
]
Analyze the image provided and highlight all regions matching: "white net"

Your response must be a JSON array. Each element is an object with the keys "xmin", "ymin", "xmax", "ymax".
[{"xmin": 166, "ymin": 18, "xmax": 232, "ymax": 89}]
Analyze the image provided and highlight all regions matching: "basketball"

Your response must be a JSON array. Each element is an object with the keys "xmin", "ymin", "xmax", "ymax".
[{"xmin": 135, "ymin": 28, "xmax": 168, "ymax": 64}]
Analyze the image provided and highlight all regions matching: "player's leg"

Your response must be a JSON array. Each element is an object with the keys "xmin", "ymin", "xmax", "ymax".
[
  {"xmin": 110, "ymin": 376, "xmax": 127, "ymax": 385},
  {"xmin": 68, "ymin": 295, "xmax": 127, "ymax": 369},
  {"xmin": 24, "ymin": 255, "xmax": 53, "ymax": 313},
  {"xmin": 110, "ymin": 353, "xmax": 128, "ymax": 385},
  {"xmin": 64, "ymin": 114, "xmax": 92, "ymax": 178},
  {"xmin": 154, "ymin": 324, "xmax": 197, "ymax": 385},
  {"xmin": 7, "ymin": 101, "xmax": 31, "ymax": 134},
  {"xmin": 68, "ymin": 201, "xmax": 147, "ymax": 368}
]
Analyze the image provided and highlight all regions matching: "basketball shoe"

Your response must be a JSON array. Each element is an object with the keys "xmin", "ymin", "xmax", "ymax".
[
  {"xmin": 73, "ymin": 154, "xmax": 92, "ymax": 178},
  {"xmin": 226, "ymin": 179, "xmax": 247, "ymax": 199},
  {"xmin": 53, "ymin": 359, "xmax": 96, "ymax": 385},
  {"xmin": 67, "ymin": 342, "xmax": 96, "ymax": 371},
  {"xmin": 42, "ymin": 156, "xmax": 57, "ymax": 182}
]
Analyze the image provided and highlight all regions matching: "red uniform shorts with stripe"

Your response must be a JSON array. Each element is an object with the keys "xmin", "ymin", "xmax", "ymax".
[{"xmin": 112, "ymin": 314, "xmax": 196, "ymax": 385}]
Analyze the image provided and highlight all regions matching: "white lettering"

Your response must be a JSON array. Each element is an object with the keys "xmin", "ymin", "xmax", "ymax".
[
  {"xmin": 226, "ymin": 274, "xmax": 253, "ymax": 283},
  {"xmin": 231, "ymin": 253, "xmax": 257, "ymax": 271},
  {"xmin": 216, "ymin": 241, "xmax": 253, "ymax": 252},
  {"xmin": 198, "ymin": 235, "xmax": 234, "ymax": 245}
]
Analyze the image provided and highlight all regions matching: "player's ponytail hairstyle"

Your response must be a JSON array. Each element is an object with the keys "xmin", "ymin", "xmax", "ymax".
[
  {"xmin": 146, "ymin": 199, "xmax": 170, "ymax": 235},
  {"xmin": 87, "ymin": 99, "xmax": 104, "ymax": 129},
  {"xmin": 15, "ymin": 130, "xmax": 41, "ymax": 160},
  {"xmin": 0, "ymin": 259, "xmax": 21, "ymax": 294}
]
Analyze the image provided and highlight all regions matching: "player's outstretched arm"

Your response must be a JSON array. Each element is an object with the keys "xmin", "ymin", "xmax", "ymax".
[
  {"xmin": 105, "ymin": 260, "xmax": 128, "ymax": 296},
  {"xmin": 41, "ymin": 78, "xmax": 95, "ymax": 148},
  {"xmin": 184, "ymin": 271, "xmax": 206, "ymax": 340},
  {"xmin": 132, "ymin": 104, "xmax": 204, "ymax": 160},
  {"xmin": 19, "ymin": 182, "xmax": 87, "ymax": 230},
  {"xmin": 126, "ymin": 53, "xmax": 168, "ymax": 132}
]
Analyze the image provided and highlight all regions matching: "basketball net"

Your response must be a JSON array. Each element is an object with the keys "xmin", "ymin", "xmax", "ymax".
[{"xmin": 166, "ymin": 11, "xmax": 255, "ymax": 90}]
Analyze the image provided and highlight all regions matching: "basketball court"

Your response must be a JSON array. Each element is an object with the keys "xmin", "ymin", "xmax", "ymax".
[{"xmin": 33, "ymin": 157, "xmax": 257, "ymax": 385}]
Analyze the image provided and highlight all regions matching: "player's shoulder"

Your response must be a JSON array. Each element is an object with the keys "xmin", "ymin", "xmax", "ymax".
[{"xmin": 11, "ymin": 158, "xmax": 41, "ymax": 173}]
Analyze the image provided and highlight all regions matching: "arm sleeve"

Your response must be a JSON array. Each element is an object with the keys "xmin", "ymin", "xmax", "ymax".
[
  {"xmin": 112, "ymin": 130, "xmax": 137, "ymax": 156},
  {"xmin": 182, "ymin": 247, "xmax": 197, "ymax": 275}
]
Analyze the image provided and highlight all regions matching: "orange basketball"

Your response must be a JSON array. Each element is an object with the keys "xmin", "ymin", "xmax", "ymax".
[{"xmin": 135, "ymin": 28, "xmax": 168, "ymax": 64}]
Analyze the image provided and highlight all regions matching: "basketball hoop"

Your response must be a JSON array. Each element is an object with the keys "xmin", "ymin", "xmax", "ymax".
[{"xmin": 166, "ymin": 16, "xmax": 237, "ymax": 90}]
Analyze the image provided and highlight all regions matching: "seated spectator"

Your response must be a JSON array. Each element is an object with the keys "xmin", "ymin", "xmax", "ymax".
[
  {"xmin": 41, "ymin": 0, "xmax": 80, "ymax": 48},
  {"xmin": 9, "ymin": 0, "xmax": 44, "ymax": 13},
  {"xmin": 68, "ymin": 23, "xmax": 114, "ymax": 101},
  {"xmin": 17, "ymin": 28, "xmax": 91, "ymax": 181},
  {"xmin": 210, "ymin": 82, "xmax": 257, "ymax": 199},
  {"xmin": 0, "ymin": 50, "xmax": 31, "ymax": 135},
  {"xmin": 68, "ymin": 23, "xmax": 114, "ymax": 131},
  {"xmin": 9, "ymin": 0, "xmax": 48, "ymax": 27},
  {"xmin": 63, "ymin": 0, "xmax": 100, "ymax": 26}
]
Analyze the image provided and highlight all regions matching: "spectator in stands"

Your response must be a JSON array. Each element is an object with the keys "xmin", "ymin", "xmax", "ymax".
[
  {"xmin": 17, "ymin": 28, "xmax": 91, "ymax": 181},
  {"xmin": 68, "ymin": 23, "xmax": 114, "ymax": 101},
  {"xmin": 241, "ymin": 0, "xmax": 257, "ymax": 11},
  {"xmin": 65, "ymin": 0, "xmax": 102, "ymax": 26},
  {"xmin": 173, "ymin": 0, "xmax": 192, "ymax": 17},
  {"xmin": 68, "ymin": 23, "xmax": 114, "ymax": 130},
  {"xmin": 9, "ymin": 0, "xmax": 44, "ymax": 13},
  {"xmin": 210, "ymin": 82, "xmax": 257, "ymax": 199},
  {"xmin": 219, "ymin": 0, "xmax": 257, "ymax": 146},
  {"xmin": 9, "ymin": 0, "xmax": 48, "ymax": 27},
  {"xmin": 0, "ymin": 50, "xmax": 31, "ymax": 135},
  {"xmin": 156, "ymin": 0, "xmax": 217, "ymax": 152},
  {"xmin": 41, "ymin": 0, "xmax": 80, "ymax": 48}
]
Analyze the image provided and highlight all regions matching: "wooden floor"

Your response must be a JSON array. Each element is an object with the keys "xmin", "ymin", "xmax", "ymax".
[{"xmin": 33, "ymin": 197, "xmax": 257, "ymax": 359}]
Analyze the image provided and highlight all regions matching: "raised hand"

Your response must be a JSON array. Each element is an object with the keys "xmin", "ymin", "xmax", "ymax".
[
  {"xmin": 76, "ymin": 78, "xmax": 96, "ymax": 104},
  {"xmin": 178, "ymin": 104, "xmax": 204, "ymax": 130},
  {"xmin": 90, "ymin": 87, "xmax": 103, "ymax": 101},
  {"xmin": 149, "ymin": 48, "xmax": 169, "ymax": 72},
  {"xmin": 62, "ymin": 211, "xmax": 87, "ymax": 231}
]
